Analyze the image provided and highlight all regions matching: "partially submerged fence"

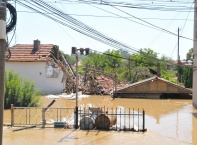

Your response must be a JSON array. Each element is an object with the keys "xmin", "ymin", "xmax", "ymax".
[
  {"xmin": 78, "ymin": 107, "xmax": 145, "ymax": 132},
  {"xmin": 11, "ymin": 105, "xmax": 146, "ymax": 132},
  {"xmin": 11, "ymin": 104, "xmax": 75, "ymax": 128}
]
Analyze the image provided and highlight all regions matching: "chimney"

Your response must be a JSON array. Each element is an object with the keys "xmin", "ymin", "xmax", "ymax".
[{"xmin": 33, "ymin": 39, "xmax": 40, "ymax": 51}]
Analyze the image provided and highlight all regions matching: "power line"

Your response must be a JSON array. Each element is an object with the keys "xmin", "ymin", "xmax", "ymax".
[
  {"xmin": 77, "ymin": 0, "xmax": 193, "ymax": 41},
  {"xmin": 170, "ymin": 1, "xmax": 193, "ymax": 58},
  {"xmin": 15, "ymin": 0, "xmax": 193, "ymax": 61},
  {"xmin": 14, "ymin": 0, "xmax": 194, "ymax": 12},
  {"xmin": 59, "ymin": 0, "xmax": 194, "ymax": 12},
  {"xmin": 14, "ymin": 0, "xmax": 193, "ymax": 61},
  {"xmin": 16, "ymin": 0, "xmax": 141, "ymax": 54},
  {"xmin": 102, "ymin": 1, "xmax": 193, "ymax": 41},
  {"xmin": 88, "ymin": 3, "xmax": 167, "ymax": 33},
  {"xmin": 14, "ymin": 10, "xmax": 194, "ymax": 21}
]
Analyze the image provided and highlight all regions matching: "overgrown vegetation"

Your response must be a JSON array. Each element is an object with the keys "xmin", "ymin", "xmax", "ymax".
[
  {"xmin": 4, "ymin": 70, "xmax": 41, "ymax": 109},
  {"xmin": 76, "ymin": 48, "xmax": 192, "ymax": 88}
]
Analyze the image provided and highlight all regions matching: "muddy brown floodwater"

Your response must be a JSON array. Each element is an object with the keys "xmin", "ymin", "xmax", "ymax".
[{"xmin": 3, "ymin": 95, "xmax": 197, "ymax": 145}]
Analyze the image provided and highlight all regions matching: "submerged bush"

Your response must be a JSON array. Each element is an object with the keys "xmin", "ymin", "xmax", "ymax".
[{"xmin": 4, "ymin": 70, "xmax": 41, "ymax": 109}]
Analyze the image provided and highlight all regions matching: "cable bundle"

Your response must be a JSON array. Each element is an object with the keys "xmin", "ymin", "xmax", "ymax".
[
  {"xmin": 16, "ymin": 0, "xmax": 140, "ymax": 54},
  {"xmin": 63, "ymin": 0, "xmax": 193, "ymax": 12},
  {"xmin": 6, "ymin": 2, "xmax": 17, "ymax": 33}
]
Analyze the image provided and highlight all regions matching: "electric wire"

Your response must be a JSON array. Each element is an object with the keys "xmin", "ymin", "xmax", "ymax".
[
  {"xmin": 15, "ymin": 0, "xmax": 193, "ymax": 63},
  {"xmin": 59, "ymin": 0, "xmax": 194, "ymax": 12},
  {"xmin": 170, "ymin": 1, "xmax": 193, "ymax": 58},
  {"xmin": 14, "ymin": 0, "xmax": 194, "ymax": 12},
  {"xmin": 16, "ymin": 0, "xmax": 141, "ymax": 54},
  {"xmin": 88, "ymin": 3, "xmax": 168, "ymax": 33},
  {"xmin": 102, "ymin": 1, "xmax": 193, "ymax": 40},
  {"xmin": 16, "ymin": 1, "xmax": 133, "ymax": 53},
  {"xmin": 13, "ymin": 11, "xmax": 194, "ymax": 21},
  {"xmin": 15, "ymin": 0, "xmax": 194, "ymax": 41}
]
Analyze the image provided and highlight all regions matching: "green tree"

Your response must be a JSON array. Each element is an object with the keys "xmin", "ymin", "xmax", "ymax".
[
  {"xmin": 81, "ymin": 49, "xmax": 122, "ymax": 73},
  {"xmin": 102, "ymin": 49, "xmax": 123, "ymax": 68},
  {"xmin": 4, "ymin": 70, "xmax": 23, "ymax": 107},
  {"xmin": 161, "ymin": 70, "xmax": 177, "ymax": 83},
  {"xmin": 175, "ymin": 48, "xmax": 193, "ymax": 88},
  {"xmin": 182, "ymin": 67, "xmax": 192, "ymax": 88},
  {"xmin": 179, "ymin": 67, "xmax": 192, "ymax": 88},
  {"xmin": 82, "ymin": 52, "xmax": 105, "ymax": 68},
  {"xmin": 131, "ymin": 49, "xmax": 176, "ymax": 81},
  {"xmin": 20, "ymin": 79, "xmax": 41, "ymax": 107},
  {"xmin": 80, "ymin": 48, "xmax": 177, "ymax": 84},
  {"xmin": 103, "ymin": 50, "xmax": 123, "ymax": 72},
  {"xmin": 186, "ymin": 48, "xmax": 193, "ymax": 60},
  {"xmin": 131, "ymin": 48, "xmax": 158, "ymax": 67},
  {"xmin": 4, "ymin": 70, "xmax": 41, "ymax": 109}
]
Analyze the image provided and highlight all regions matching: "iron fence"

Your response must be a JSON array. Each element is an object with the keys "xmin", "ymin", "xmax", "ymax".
[
  {"xmin": 11, "ymin": 105, "xmax": 146, "ymax": 132},
  {"xmin": 11, "ymin": 104, "xmax": 75, "ymax": 128},
  {"xmin": 78, "ymin": 107, "xmax": 146, "ymax": 132}
]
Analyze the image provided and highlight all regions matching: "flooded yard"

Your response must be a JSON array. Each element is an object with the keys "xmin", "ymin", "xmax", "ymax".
[{"xmin": 3, "ymin": 96, "xmax": 197, "ymax": 145}]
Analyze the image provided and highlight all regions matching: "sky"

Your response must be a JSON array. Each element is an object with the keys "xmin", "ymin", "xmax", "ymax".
[{"xmin": 7, "ymin": 0, "xmax": 194, "ymax": 60}]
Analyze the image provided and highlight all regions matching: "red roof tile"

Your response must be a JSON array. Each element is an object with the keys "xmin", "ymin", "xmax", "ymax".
[{"xmin": 6, "ymin": 44, "xmax": 56, "ymax": 62}]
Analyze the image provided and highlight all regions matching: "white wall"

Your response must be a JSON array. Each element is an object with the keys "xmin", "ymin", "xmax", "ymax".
[{"xmin": 5, "ymin": 62, "xmax": 65, "ymax": 94}]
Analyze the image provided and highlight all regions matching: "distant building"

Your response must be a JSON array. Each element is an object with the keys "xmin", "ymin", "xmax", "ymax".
[
  {"xmin": 167, "ymin": 60, "xmax": 192, "ymax": 70},
  {"xmin": 5, "ymin": 40, "xmax": 65, "ymax": 94}
]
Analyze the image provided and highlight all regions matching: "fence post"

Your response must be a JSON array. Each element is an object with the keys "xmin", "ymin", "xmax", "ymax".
[
  {"xmin": 120, "ymin": 108, "xmax": 121, "ymax": 130},
  {"xmin": 143, "ymin": 109, "xmax": 145, "ymax": 132},
  {"xmin": 116, "ymin": 108, "xmax": 117, "ymax": 130},
  {"xmin": 138, "ymin": 108, "xmax": 139, "ymax": 132},
  {"xmin": 133, "ymin": 108, "xmax": 134, "ymax": 129},
  {"xmin": 42, "ymin": 108, "xmax": 46, "ymax": 128},
  {"xmin": 11, "ymin": 104, "xmax": 14, "ymax": 127},
  {"xmin": 74, "ymin": 106, "xmax": 78, "ymax": 129},
  {"xmin": 129, "ymin": 108, "xmax": 130, "ymax": 130}
]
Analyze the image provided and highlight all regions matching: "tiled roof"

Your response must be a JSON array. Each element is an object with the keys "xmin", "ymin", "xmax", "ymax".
[{"xmin": 6, "ymin": 44, "xmax": 55, "ymax": 62}]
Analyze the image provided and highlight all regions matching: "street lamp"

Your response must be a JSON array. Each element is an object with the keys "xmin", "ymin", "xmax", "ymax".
[{"xmin": 71, "ymin": 47, "xmax": 89, "ymax": 129}]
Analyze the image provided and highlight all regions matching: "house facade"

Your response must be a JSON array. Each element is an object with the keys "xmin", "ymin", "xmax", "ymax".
[{"xmin": 5, "ymin": 40, "xmax": 65, "ymax": 94}]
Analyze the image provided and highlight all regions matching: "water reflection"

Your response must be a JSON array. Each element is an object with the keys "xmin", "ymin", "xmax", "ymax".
[
  {"xmin": 3, "ymin": 96, "xmax": 197, "ymax": 145},
  {"xmin": 193, "ymin": 109, "xmax": 197, "ymax": 145}
]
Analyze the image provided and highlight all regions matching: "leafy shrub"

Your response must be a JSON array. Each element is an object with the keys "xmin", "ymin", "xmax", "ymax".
[{"xmin": 4, "ymin": 70, "xmax": 41, "ymax": 109}]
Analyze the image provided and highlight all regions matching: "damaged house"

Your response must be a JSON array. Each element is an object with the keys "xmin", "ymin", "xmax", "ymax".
[
  {"xmin": 115, "ymin": 76, "xmax": 192, "ymax": 99},
  {"xmin": 5, "ymin": 40, "xmax": 67, "ymax": 94}
]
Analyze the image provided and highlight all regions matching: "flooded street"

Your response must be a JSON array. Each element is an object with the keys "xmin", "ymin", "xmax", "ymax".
[{"xmin": 3, "ymin": 96, "xmax": 197, "ymax": 145}]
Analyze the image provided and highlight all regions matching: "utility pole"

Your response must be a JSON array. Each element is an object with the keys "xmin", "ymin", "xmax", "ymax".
[
  {"xmin": 128, "ymin": 57, "xmax": 131, "ymax": 81},
  {"xmin": 178, "ymin": 27, "xmax": 180, "ymax": 64},
  {"xmin": 75, "ymin": 52, "xmax": 78, "ymax": 129},
  {"xmin": 71, "ymin": 47, "xmax": 89, "ymax": 129},
  {"xmin": 0, "ymin": 0, "xmax": 6, "ymax": 144},
  {"xmin": 115, "ymin": 64, "xmax": 117, "ymax": 93},
  {"xmin": 112, "ymin": 64, "xmax": 117, "ymax": 99},
  {"xmin": 157, "ymin": 62, "xmax": 161, "ymax": 77},
  {"xmin": 193, "ymin": 0, "xmax": 197, "ymax": 109},
  {"xmin": 177, "ymin": 27, "xmax": 181, "ymax": 83}
]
